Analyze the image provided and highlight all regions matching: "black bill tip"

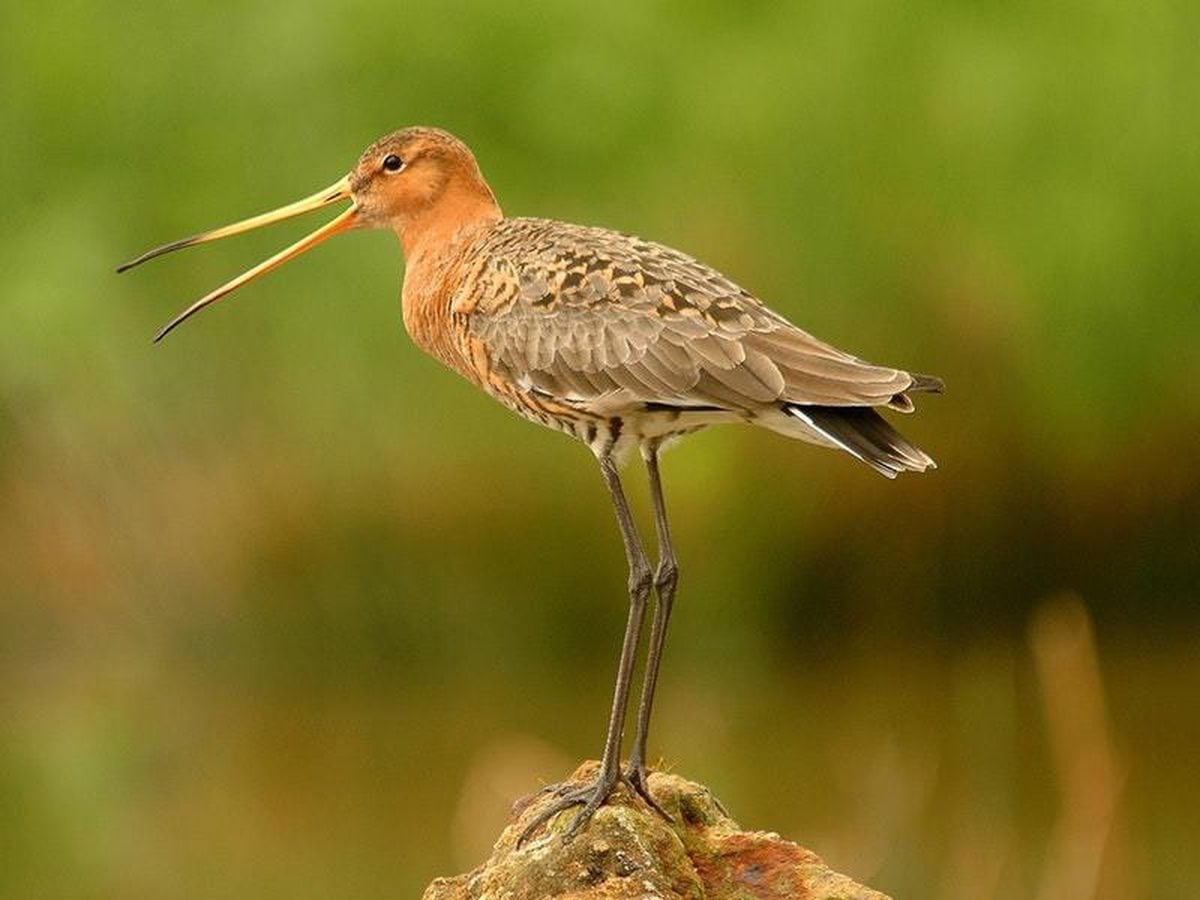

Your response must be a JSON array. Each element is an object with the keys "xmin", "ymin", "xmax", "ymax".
[{"xmin": 117, "ymin": 234, "xmax": 204, "ymax": 274}]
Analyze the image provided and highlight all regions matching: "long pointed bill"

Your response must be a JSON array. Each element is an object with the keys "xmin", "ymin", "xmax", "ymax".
[
  {"xmin": 116, "ymin": 174, "xmax": 359, "ymax": 342},
  {"xmin": 150, "ymin": 204, "xmax": 358, "ymax": 342},
  {"xmin": 117, "ymin": 175, "xmax": 352, "ymax": 272}
]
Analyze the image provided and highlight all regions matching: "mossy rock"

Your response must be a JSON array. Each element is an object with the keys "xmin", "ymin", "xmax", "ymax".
[{"xmin": 423, "ymin": 761, "xmax": 890, "ymax": 900}]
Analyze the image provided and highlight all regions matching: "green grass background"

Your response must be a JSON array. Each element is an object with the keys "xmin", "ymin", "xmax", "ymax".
[{"xmin": 3, "ymin": 2, "xmax": 1198, "ymax": 897}]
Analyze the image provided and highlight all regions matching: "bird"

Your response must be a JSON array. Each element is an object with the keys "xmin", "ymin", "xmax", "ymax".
[{"xmin": 119, "ymin": 126, "xmax": 941, "ymax": 844}]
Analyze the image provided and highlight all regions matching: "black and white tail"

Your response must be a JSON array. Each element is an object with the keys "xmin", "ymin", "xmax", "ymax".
[{"xmin": 782, "ymin": 404, "xmax": 937, "ymax": 478}]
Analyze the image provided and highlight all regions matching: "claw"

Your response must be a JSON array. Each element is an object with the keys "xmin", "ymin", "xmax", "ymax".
[
  {"xmin": 517, "ymin": 770, "xmax": 622, "ymax": 847},
  {"xmin": 623, "ymin": 764, "xmax": 673, "ymax": 822},
  {"xmin": 533, "ymin": 780, "xmax": 576, "ymax": 799},
  {"xmin": 517, "ymin": 789, "xmax": 591, "ymax": 846},
  {"xmin": 517, "ymin": 764, "xmax": 677, "ymax": 847}
]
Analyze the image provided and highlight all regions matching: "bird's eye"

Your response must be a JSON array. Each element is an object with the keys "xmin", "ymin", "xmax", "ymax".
[{"xmin": 382, "ymin": 154, "xmax": 405, "ymax": 173}]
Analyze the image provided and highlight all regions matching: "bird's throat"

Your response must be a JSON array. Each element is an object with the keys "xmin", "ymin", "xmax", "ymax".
[{"xmin": 399, "ymin": 180, "xmax": 502, "ymax": 261}]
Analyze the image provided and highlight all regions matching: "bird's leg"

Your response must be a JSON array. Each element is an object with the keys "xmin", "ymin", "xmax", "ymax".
[
  {"xmin": 623, "ymin": 442, "xmax": 677, "ymax": 820},
  {"xmin": 518, "ymin": 450, "xmax": 653, "ymax": 846}
]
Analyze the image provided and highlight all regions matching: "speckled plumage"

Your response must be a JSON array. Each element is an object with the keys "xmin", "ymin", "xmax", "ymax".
[{"xmin": 402, "ymin": 212, "xmax": 940, "ymax": 474}]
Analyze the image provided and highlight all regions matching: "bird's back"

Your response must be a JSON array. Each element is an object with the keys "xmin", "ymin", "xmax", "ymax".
[{"xmin": 425, "ymin": 217, "xmax": 940, "ymax": 474}]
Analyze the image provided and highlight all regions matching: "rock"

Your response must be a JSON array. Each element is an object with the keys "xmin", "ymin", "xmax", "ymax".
[{"xmin": 423, "ymin": 761, "xmax": 890, "ymax": 900}]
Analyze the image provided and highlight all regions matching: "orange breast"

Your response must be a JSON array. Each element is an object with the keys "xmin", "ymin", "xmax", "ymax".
[{"xmin": 400, "ymin": 241, "xmax": 482, "ymax": 385}]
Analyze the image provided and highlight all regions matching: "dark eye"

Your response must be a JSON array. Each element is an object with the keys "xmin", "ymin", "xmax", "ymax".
[{"xmin": 382, "ymin": 154, "xmax": 405, "ymax": 173}]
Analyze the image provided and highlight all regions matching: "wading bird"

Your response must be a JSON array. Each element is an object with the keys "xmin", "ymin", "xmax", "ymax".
[{"xmin": 119, "ymin": 127, "xmax": 941, "ymax": 843}]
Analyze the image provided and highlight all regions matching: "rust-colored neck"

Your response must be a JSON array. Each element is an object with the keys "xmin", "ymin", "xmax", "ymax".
[
  {"xmin": 397, "ymin": 174, "xmax": 500, "ymax": 385},
  {"xmin": 398, "ymin": 172, "xmax": 502, "ymax": 262}
]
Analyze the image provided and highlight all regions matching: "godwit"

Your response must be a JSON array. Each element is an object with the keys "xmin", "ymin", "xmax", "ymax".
[{"xmin": 119, "ymin": 127, "xmax": 941, "ymax": 843}]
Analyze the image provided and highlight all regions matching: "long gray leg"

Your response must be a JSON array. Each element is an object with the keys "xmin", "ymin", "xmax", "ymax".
[
  {"xmin": 625, "ymin": 441, "xmax": 677, "ymax": 817},
  {"xmin": 518, "ymin": 449, "xmax": 653, "ymax": 845}
]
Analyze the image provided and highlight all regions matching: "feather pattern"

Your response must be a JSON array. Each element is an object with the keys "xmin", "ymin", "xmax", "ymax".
[
  {"xmin": 464, "ymin": 218, "xmax": 926, "ymax": 418},
  {"xmin": 396, "ymin": 210, "xmax": 939, "ymax": 473}
]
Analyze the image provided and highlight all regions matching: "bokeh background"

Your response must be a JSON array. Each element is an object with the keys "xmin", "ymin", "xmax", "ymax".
[{"xmin": 3, "ymin": 2, "xmax": 1198, "ymax": 898}]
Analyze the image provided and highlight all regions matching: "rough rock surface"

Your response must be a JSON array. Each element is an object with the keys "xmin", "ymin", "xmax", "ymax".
[{"xmin": 423, "ymin": 761, "xmax": 890, "ymax": 900}]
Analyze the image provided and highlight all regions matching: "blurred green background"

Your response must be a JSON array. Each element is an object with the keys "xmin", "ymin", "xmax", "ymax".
[{"xmin": 3, "ymin": 2, "xmax": 1198, "ymax": 898}]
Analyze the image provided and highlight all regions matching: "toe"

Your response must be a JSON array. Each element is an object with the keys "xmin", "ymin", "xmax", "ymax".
[
  {"xmin": 519, "ymin": 771, "xmax": 626, "ymax": 845},
  {"xmin": 623, "ymin": 767, "xmax": 673, "ymax": 822}
]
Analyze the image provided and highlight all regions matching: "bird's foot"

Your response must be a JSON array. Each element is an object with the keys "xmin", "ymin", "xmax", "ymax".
[
  {"xmin": 535, "ymin": 779, "xmax": 579, "ymax": 799},
  {"xmin": 518, "ymin": 766, "xmax": 622, "ymax": 847},
  {"xmin": 623, "ymin": 759, "xmax": 672, "ymax": 822}
]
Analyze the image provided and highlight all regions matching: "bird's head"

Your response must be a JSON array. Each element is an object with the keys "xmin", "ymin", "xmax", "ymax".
[
  {"xmin": 118, "ymin": 126, "xmax": 501, "ymax": 342},
  {"xmin": 349, "ymin": 127, "xmax": 500, "ymax": 237}
]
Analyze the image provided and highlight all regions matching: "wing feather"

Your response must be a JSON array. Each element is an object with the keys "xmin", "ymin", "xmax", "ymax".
[{"xmin": 467, "ymin": 219, "xmax": 923, "ymax": 413}]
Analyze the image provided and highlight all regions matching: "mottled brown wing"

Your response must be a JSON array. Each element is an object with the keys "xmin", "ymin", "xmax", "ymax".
[{"xmin": 467, "ymin": 218, "xmax": 916, "ymax": 413}]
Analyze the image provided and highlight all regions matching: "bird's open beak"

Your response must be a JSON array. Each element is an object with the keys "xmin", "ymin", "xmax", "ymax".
[{"xmin": 117, "ymin": 174, "xmax": 357, "ymax": 342}]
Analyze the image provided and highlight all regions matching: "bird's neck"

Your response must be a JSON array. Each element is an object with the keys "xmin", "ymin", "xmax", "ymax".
[
  {"xmin": 395, "ymin": 169, "xmax": 503, "ymax": 384},
  {"xmin": 398, "ymin": 191, "xmax": 501, "ymax": 385},
  {"xmin": 398, "ymin": 178, "xmax": 502, "ymax": 262}
]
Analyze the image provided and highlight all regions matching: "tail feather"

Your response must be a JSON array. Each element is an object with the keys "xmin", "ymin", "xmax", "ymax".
[
  {"xmin": 908, "ymin": 372, "xmax": 945, "ymax": 393},
  {"xmin": 784, "ymin": 404, "xmax": 936, "ymax": 479},
  {"xmin": 887, "ymin": 372, "xmax": 944, "ymax": 413}
]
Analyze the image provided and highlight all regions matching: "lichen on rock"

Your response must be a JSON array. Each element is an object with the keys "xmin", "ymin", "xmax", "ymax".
[{"xmin": 423, "ymin": 761, "xmax": 890, "ymax": 900}]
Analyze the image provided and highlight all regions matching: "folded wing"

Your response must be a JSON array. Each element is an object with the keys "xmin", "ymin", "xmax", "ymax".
[{"xmin": 467, "ymin": 218, "xmax": 936, "ymax": 416}]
